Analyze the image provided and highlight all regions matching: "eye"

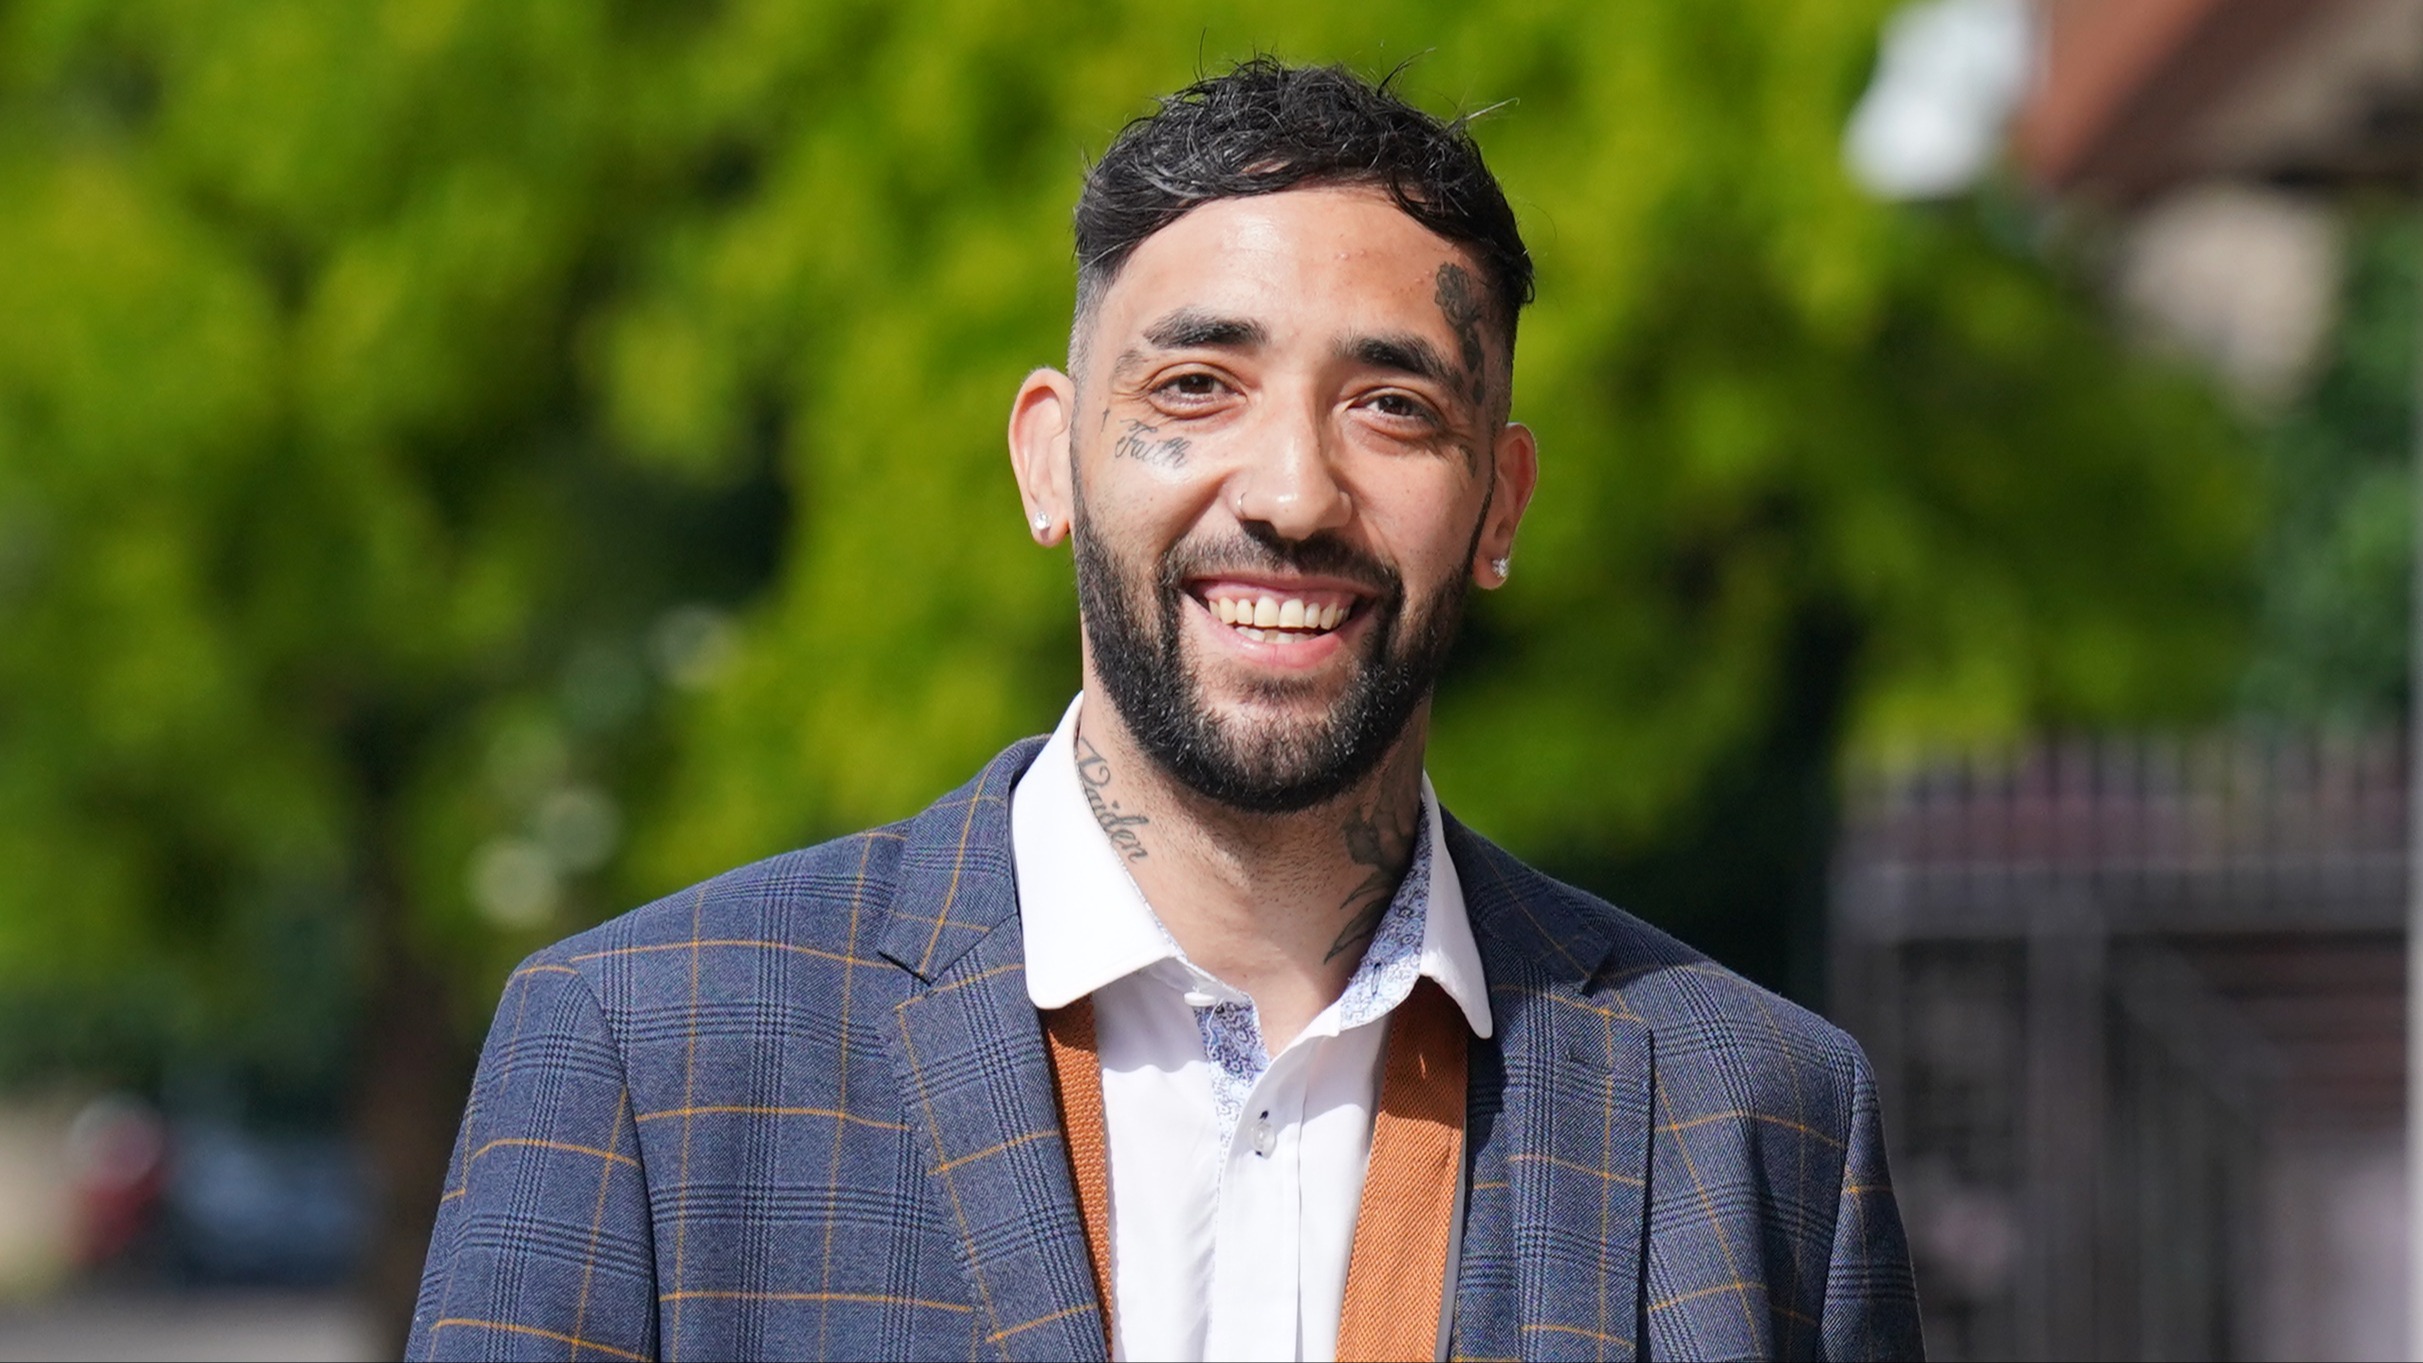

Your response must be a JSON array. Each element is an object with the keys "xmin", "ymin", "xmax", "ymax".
[
  {"xmin": 1362, "ymin": 390, "xmax": 1442, "ymax": 428},
  {"xmin": 1152, "ymin": 370, "xmax": 1229, "ymax": 407}
]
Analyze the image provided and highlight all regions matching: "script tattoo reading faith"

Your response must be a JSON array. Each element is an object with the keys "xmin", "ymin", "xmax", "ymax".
[
  {"xmin": 1075, "ymin": 736, "xmax": 1151, "ymax": 861},
  {"xmin": 1113, "ymin": 417, "xmax": 1190, "ymax": 468}
]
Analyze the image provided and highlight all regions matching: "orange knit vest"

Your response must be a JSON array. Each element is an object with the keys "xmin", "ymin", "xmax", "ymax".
[{"xmin": 1042, "ymin": 977, "xmax": 1468, "ymax": 1362}]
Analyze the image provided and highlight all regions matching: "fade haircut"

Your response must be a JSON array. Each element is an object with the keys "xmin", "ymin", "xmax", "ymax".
[{"xmin": 1071, "ymin": 58, "xmax": 1533, "ymax": 370}]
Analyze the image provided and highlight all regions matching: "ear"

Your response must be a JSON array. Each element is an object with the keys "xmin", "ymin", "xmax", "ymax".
[
  {"xmin": 1008, "ymin": 367, "xmax": 1076, "ymax": 546},
  {"xmin": 1472, "ymin": 421, "xmax": 1537, "ymax": 588}
]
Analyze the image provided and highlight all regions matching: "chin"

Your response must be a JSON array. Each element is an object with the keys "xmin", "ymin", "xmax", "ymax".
[{"xmin": 1192, "ymin": 652, "xmax": 1356, "ymax": 724}]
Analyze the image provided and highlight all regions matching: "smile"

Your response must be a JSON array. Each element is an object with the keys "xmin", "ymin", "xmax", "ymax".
[{"xmin": 1193, "ymin": 585, "xmax": 1359, "ymax": 646}]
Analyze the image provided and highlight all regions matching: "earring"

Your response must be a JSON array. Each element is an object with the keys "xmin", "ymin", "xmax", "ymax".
[
  {"xmin": 1032, "ymin": 513, "xmax": 1051, "ymax": 532},
  {"xmin": 1490, "ymin": 556, "xmax": 1512, "ymax": 581}
]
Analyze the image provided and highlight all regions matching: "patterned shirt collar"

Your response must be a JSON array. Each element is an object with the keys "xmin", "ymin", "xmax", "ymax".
[
  {"xmin": 1014, "ymin": 694, "xmax": 1491, "ymax": 1044},
  {"xmin": 1180, "ymin": 805, "xmax": 1481, "ymax": 1133}
]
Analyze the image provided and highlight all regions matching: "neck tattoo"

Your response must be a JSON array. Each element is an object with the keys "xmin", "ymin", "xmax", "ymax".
[
  {"xmin": 1075, "ymin": 736, "xmax": 1151, "ymax": 862},
  {"xmin": 1325, "ymin": 774, "xmax": 1422, "ymax": 963}
]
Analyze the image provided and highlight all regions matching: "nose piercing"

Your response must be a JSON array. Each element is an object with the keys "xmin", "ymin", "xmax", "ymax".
[
  {"xmin": 1491, "ymin": 556, "xmax": 1512, "ymax": 581},
  {"xmin": 1230, "ymin": 489, "xmax": 1353, "ymax": 520}
]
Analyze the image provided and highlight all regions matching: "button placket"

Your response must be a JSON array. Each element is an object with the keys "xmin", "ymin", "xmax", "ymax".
[
  {"xmin": 1206, "ymin": 1048, "xmax": 1310, "ymax": 1359},
  {"xmin": 1228, "ymin": 1054, "xmax": 1308, "ymax": 1180}
]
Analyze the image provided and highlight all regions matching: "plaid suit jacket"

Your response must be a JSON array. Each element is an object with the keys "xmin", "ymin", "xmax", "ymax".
[{"xmin": 409, "ymin": 739, "xmax": 1921, "ymax": 1362}]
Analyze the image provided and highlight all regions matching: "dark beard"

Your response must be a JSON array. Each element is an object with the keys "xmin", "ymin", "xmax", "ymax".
[{"xmin": 1072, "ymin": 501, "xmax": 1468, "ymax": 814}]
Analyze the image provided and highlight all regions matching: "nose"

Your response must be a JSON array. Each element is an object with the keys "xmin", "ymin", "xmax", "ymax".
[{"xmin": 1226, "ymin": 401, "xmax": 1353, "ymax": 540}]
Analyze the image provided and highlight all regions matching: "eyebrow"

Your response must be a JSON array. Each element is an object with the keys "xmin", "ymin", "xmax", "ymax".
[
  {"xmin": 1140, "ymin": 308, "xmax": 1268, "ymax": 351},
  {"xmin": 1344, "ymin": 332, "xmax": 1457, "ymax": 391}
]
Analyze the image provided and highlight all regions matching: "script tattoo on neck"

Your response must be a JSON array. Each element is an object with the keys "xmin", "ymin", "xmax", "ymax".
[
  {"xmin": 1075, "ymin": 736, "xmax": 1150, "ymax": 861},
  {"xmin": 1324, "ymin": 774, "xmax": 1422, "ymax": 964},
  {"xmin": 1112, "ymin": 417, "xmax": 1190, "ymax": 468}
]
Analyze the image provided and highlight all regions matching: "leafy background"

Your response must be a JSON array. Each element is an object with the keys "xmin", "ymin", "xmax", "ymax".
[{"xmin": 2, "ymin": 0, "xmax": 2366, "ymax": 1335}]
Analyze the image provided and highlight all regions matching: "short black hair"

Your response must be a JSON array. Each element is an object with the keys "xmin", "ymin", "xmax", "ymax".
[{"xmin": 1073, "ymin": 58, "xmax": 1533, "ymax": 358}]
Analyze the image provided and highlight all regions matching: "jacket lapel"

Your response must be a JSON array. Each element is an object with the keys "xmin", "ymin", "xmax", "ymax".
[
  {"xmin": 880, "ymin": 740, "xmax": 1109, "ymax": 1362},
  {"xmin": 1448, "ymin": 817, "xmax": 1653, "ymax": 1363}
]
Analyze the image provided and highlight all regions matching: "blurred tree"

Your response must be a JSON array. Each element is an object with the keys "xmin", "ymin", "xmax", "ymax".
[
  {"xmin": 0, "ymin": 0, "xmax": 2255, "ymax": 1337},
  {"xmin": 0, "ymin": 0, "xmax": 794, "ymax": 1318},
  {"xmin": 2238, "ymin": 205, "xmax": 2416, "ymax": 727}
]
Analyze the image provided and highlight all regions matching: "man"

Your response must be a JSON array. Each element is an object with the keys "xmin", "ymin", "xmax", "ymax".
[{"xmin": 410, "ymin": 60, "xmax": 1920, "ymax": 1363}]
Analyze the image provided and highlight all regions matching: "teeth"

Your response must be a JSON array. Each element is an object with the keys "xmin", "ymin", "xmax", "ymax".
[{"xmin": 1205, "ymin": 593, "xmax": 1354, "ymax": 636}]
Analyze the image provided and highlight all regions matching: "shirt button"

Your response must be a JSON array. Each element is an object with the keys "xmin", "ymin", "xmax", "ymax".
[
  {"xmin": 1182, "ymin": 989, "xmax": 1218, "ymax": 1009},
  {"xmin": 1251, "ymin": 1112, "xmax": 1275, "ymax": 1157}
]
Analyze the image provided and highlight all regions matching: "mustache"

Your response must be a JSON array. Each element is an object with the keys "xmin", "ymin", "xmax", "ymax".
[{"xmin": 1153, "ymin": 525, "xmax": 1403, "ymax": 605}]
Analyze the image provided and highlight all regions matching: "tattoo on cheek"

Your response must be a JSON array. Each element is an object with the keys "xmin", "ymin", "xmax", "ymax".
[
  {"xmin": 1112, "ymin": 418, "xmax": 1190, "ymax": 468},
  {"xmin": 1076, "ymin": 737, "xmax": 1150, "ymax": 861}
]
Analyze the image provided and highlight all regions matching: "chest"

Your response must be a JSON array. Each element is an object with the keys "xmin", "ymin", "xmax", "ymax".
[{"xmin": 1092, "ymin": 972, "xmax": 1395, "ymax": 1360}]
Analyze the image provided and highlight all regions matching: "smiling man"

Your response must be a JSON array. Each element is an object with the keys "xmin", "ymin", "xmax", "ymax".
[{"xmin": 410, "ymin": 61, "xmax": 1920, "ymax": 1363}]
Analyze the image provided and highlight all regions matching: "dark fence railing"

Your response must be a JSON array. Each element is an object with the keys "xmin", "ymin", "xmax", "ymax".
[{"xmin": 1831, "ymin": 733, "xmax": 2405, "ymax": 1362}]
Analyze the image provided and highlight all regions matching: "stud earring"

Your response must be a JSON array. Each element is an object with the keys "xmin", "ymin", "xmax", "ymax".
[
  {"xmin": 1032, "ymin": 513, "xmax": 1051, "ymax": 532},
  {"xmin": 1491, "ymin": 556, "xmax": 1512, "ymax": 581}
]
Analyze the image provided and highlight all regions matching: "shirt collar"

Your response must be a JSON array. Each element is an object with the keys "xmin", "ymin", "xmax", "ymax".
[
  {"xmin": 1014, "ymin": 694, "xmax": 1179, "ymax": 1011},
  {"xmin": 1011, "ymin": 693, "xmax": 1494, "ymax": 1039},
  {"xmin": 1411, "ymin": 770, "xmax": 1494, "ymax": 1039}
]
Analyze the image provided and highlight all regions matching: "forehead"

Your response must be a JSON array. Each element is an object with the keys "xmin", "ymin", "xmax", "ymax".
[{"xmin": 1088, "ymin": 185, "xmax": 1473, "ymax": 357}]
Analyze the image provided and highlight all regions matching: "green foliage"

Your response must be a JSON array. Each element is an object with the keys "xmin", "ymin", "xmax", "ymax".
[
  {"xmin": 0, "ymin": 0, "xmax": 787, "ymax": 1084},
  {"xmin": 2239, "ymin": 205, "xmax": 2417, "ymax": 727},
  {"xmin": 0, "ymin": 0, "xmax": 2257, "ymax": 1088}
]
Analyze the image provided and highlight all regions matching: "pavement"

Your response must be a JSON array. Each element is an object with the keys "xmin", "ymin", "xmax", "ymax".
[{"xmin": 0, "ymin": 1292, "xmax": 379, "ymax": 1362}]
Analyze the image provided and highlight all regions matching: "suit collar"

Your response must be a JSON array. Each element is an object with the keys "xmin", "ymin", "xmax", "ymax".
[
  {"xmin": 1444, "ymin": 812, "xmax": 1619, "ymax": 991},
  {"xmin": 1441, "ymin": 814, "xmax": 1651, "ymax": 1362},
  {"xmin": 877, "ymin": 737, "xmax": 1046, "ymax": 981},
  {"xmin": 881, "ymin": 737, "xmax": 1108, "ymax": 1361}
]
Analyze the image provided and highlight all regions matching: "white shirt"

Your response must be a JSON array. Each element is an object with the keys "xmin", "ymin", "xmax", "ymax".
[{"xmin": 1011, "ymin": 695, "xmax": 1491, "ymax": 1363}]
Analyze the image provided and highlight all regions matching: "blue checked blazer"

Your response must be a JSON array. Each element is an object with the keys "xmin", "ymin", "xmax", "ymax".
[{"xmin": 409, "ymin": 739, "xmax": 1921, "ymax": 1361}]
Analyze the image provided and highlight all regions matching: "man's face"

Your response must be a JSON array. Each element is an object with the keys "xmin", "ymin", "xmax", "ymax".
[{"xmin": 1014, "ymin": 185, "xmax": 1534, "ymax": 812}]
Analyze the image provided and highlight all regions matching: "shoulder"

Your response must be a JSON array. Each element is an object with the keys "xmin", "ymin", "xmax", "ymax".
[
  {"xmin": 1452, "ymin": 823, "xmax": 1870, "ymax": 1099},
  {"xmin": 511, "ymin": 822, "xmax": 917, "ymax": 1015},
  {"xmin": 493, "ymin": 735, "xmax": 1046, "ymax": 1027}
]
